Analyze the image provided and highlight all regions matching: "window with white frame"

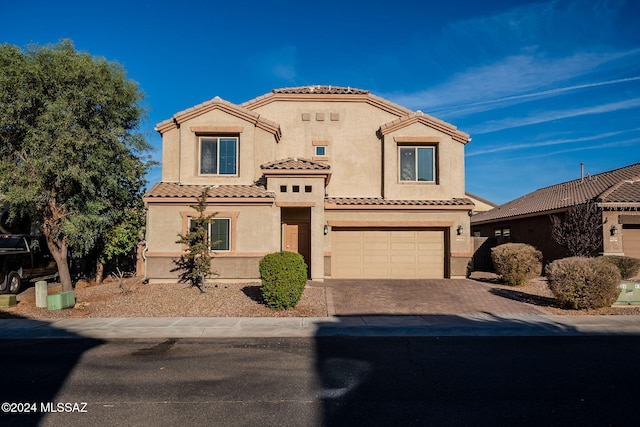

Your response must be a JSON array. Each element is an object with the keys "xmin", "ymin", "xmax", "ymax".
[
  {"xmin": 200, "ymin": 136, "xmax": 238, "ymax": 175},
  {"xmin": 315, "ymin": 145, "xmax": 326, "ymax": 156},
  {"xmin": 399, "ymin": 146, "xmax": 435, "ymax": 182},
  {"xmin": 189, "ymin": 217, "xmax": 231, "ymax": 251}
]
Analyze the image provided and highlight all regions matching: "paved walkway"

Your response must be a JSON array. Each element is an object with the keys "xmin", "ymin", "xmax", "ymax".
[
  {"xmin": 1, "ymin": 279, "xmax": 639, "ymax": 339},
  {"xmin": 1, "ymin": 315, "xmax": 640, "ymax": 339}
]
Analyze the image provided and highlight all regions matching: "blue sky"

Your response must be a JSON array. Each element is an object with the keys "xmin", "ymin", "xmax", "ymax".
[{"xmin": 3, "ymin": 0, "xmax": 639, "ymax": 204}]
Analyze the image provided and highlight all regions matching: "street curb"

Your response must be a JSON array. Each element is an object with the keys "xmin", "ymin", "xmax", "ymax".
[{"xmin": 1, "ymin": 315, "xmax": 640, "ymax": 339}]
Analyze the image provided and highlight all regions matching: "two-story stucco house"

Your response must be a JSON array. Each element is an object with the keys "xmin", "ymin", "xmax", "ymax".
[{"xmin": 143, "ymin": 86, "xmax": 473, "ymax": 282}]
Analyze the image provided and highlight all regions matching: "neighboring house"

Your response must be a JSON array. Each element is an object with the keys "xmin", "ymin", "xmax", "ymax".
[
  {"xmin": 143, "ymin": 86, "xmax": 474, "ymax": 282},
  {"xmin": 466, "ymin": 192, "xmax": 497, "ymax": 214},
  {"xmin": 471, "ymin": 163, "xmax": 640, "ymax": 265}
]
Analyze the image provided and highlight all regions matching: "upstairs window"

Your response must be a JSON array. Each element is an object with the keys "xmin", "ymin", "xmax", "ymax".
[
  {"xmin": 399, "ymin": 146, "xmax": 435, "ymax": 182},
  {"xmin": 200, "ymin": 136, "xmax": 238, "ymax": 175}
]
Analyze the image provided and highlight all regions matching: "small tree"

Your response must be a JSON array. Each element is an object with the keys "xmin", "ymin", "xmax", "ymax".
[
  {"xmin": 171, "ymin": 189, "xmax": 218, "ymax": 292},
  {"xmin": 550, "ymin": 201, "xmax": 603, "ymax": 257}
]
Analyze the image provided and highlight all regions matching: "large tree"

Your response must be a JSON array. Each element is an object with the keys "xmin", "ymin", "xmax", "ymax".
[{"xmin": 0, "ymin": 40, "xmax": 151, "ymax": 291}]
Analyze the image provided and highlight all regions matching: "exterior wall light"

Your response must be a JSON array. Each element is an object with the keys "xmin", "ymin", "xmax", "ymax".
[
  {"xmin": 324, "ymin": 224, "xmax": 329, "ymax": 235},
  {"xmin": 457, "ymin": 225, "xmax": 463, "ymax": 235},
  {"xmin": 610, "ymin": 225, "xmax": 618, "ymax": 236}
]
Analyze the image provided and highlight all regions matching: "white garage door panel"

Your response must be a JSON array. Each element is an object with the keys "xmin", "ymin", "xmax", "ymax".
[{"xmin": 332, "ymin": 229, "xmax": 445, "ymax": 279}]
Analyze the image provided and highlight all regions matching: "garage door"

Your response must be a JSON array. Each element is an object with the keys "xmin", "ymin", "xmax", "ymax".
[
  {"xmin": 331, "ymin": 228, "xmax": 445, "ymax": 279},
  {"xmin": 624, "ymin": 226, "xmax": 640, "ymax": 280},
  {"xmin": 624, "ymin": 225, "xmax": 640, "ymax": 259}
]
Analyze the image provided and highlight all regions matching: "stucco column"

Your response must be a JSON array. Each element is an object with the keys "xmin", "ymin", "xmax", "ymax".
[{"xmin": 310, "ymin": 203, "xmax": 325, "ymax": 281}]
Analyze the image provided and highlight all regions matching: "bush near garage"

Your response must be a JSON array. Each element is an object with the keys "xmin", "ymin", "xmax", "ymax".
[
  {"xmin": 490, "ymin": 243, "xmax": 543, "ymax": 286},
  {"xmin": 259, "ymin": 251, "xmax": 308, "ymax": 310},
  {"xmin": 602, "ymin": 255, "xmax": 640, "ymax": 280},
  {"xmin": 546, "ymin": 257, "xmax": 621, "ymax": 310}
]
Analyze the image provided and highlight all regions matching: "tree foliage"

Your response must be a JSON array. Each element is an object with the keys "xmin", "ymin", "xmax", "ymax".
[
  {"xmin": 0, "ymin": 40, "xmax": 152, "ymax": 291},
  {"xmin": 172, "ymin": 188, "xmax": 219, "ymax": 292},
  {"xmin": 549, "ymin": 201, "xmax": 603, "ymax": 257}
]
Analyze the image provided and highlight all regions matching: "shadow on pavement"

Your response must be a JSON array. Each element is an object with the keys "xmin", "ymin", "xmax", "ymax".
[
  {"xmin": 0, "ymin": 312, "xmax": 104, "ymax": 426},
  {"xmin": 313, "ymin": 314, "xmax": 639, "ymax": 426},
  {"xmin": 489, "ymin": 287, "xmax": 557, "ymax": 308}
]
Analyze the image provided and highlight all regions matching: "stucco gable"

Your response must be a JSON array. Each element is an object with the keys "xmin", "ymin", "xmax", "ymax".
[
  {"xmin": 155, "ymin": 96, "xmax": 281, "ymax": 141},
  {"xmin": 379, "ymin": 111, "xmax": 471, "ymax": 144}
]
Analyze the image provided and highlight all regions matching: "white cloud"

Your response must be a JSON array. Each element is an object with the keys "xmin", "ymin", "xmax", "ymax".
[
  {"xmin": 386, "ymin": 49, "xmax": 640, "ymax": 114},
  {"xmin": 466, "ymin": 129, "xmax": 640, "ymax": 157},
  {"xmin": 507, "ymin": 137, "xmax": 640, "ymax": 161},
  {"xmin": 469, "ymin": 97, "xmax": 640, "ymax": 134},
  {"xmin": 381, "ymin": 0, "xmax": 639, "ymax": 118}
]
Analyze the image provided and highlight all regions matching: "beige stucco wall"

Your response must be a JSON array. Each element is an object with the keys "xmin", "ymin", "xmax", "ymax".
[
  {"xmin": 266, "ymin": 176, "xmax": 327, "ymax": 281},
  {"xmin": 603, "ymin": 211, "xmax": 624, "ymax": 255},
  {"xmin": 162, "ymin": 96, "xmax": 468, "ymax": 200},
  {"xmin": 161, "ymin": 109, "xmax": 277, "ymax": 185},
  {"xmin": 251, "ymin": 100, "xmax": 399, "ymax": 198},
  {"xmin": 382, "ymin": 123, "xmax": 466, "ymax": 200},
  {"xmin": 146, "ymin": 202, "xmax": 280, "ymax": 254},
  {"xmin": 602, "ymin": 210, "xmax": 640, "ymax": 256},
  {"xmin": 466, "ymin": 194, "xmax": 496, "ymax": 213},
  {"xmin": 145, "ymin": 201, "xmax": 281, "ymax": 281}
]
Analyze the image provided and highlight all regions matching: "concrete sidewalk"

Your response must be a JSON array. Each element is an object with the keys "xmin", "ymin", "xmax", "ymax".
[{"xmin": 1, "ymin": 314, "xmax": 640, "ymax": 339}]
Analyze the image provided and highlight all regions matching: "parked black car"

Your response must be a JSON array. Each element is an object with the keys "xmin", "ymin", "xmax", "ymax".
[{"xmin": 0, "ymin": 235, "xmax": 59, "ymax": 294}]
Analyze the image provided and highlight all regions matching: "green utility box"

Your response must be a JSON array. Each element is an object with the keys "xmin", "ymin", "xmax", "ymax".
[
  {"xmin": 614, "ymin": 282, "xmax": 640, "ymax": 305},
  {"xmin": 47, "ymin": 291, "xmax": 76, "ymax": 310},
  {"xmin": 0, "ymin": 294, "xmax": 17, "ymax": 307}
]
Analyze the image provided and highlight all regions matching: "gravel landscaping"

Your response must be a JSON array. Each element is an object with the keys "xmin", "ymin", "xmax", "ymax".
[
  {"xmin": 1, "ymin": 273, "xmax": 638, "ymax": 319},
  {"xmin": 0, "ymin": 278, "xmax": 328, "ymax": 319}
]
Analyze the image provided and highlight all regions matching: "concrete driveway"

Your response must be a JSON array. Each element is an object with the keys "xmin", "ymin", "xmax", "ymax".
[{"xmin": 318, "ymin": 279, "xmax": 546, "ymax": 316}]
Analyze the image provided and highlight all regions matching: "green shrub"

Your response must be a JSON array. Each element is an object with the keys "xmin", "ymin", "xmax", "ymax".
[
  {"xmin": 602, "ymin": 255, "xmax": 640, "ymax": 280},
  {"xmin": 546, "ymin": 257, "xmax": 621, "ymax": 310},
  {"xmin": 490, "ymin": 243, "xmax": 543, "ymax": 286},
  {"xmin": 259, "ymin": 251, "xmax": 308, "ymax": 310}
]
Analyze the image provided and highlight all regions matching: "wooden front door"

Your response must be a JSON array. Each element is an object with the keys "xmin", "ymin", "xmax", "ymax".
[{"xmin": 283, "ymin": 222, "xmax": 311, "ymax": 275}]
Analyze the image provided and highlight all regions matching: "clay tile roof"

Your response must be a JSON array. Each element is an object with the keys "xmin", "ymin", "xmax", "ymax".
[
  {"xmin": 240, "ymin": 85, "xmax": 412, "ymax": 118},
  {"xmin": 272, "ymin": 85, "xmax": 370, "ymax": 95},
  {"xmin": 326, "ymin": 197, "xmax": 474, "ymax": 206},
  {"xmin": 261, "ymin": 157, "xmax": 331, "ymax": 171},
  {"xmin": 471, "ymin": 163, "xmax": 640, "ymax": 224},
  {"xmin": 598, "ymin": 175, "xmax": 640, "ymax": 203},
  {"xmin": 144, "ymin": 182, "xmax": 274, "ymax": 200}
]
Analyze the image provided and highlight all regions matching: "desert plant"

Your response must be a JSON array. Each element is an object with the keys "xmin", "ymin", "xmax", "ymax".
[
  {"xmin": 546, "ymin": 257, "xmax": 621, "ymax": 310},
  {"xmin": 172, "ymin": 188, "xmax": 219, "ymax": 292},
  {"xmin": 259, "ymin": 251, "xmax": 308, "ymax": 310},
  {"xmin": 602, "ymin": 255, "xmax": 640, "ymax": 280},
  {"xmin": 491, "ymin": 243, "xmax": 543, "ymax": 286}
]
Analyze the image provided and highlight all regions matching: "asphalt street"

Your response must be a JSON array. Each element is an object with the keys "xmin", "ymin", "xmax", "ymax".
[{"xmin": 1, "ymin": 336, "xmax": 639, "ymax": 426}]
